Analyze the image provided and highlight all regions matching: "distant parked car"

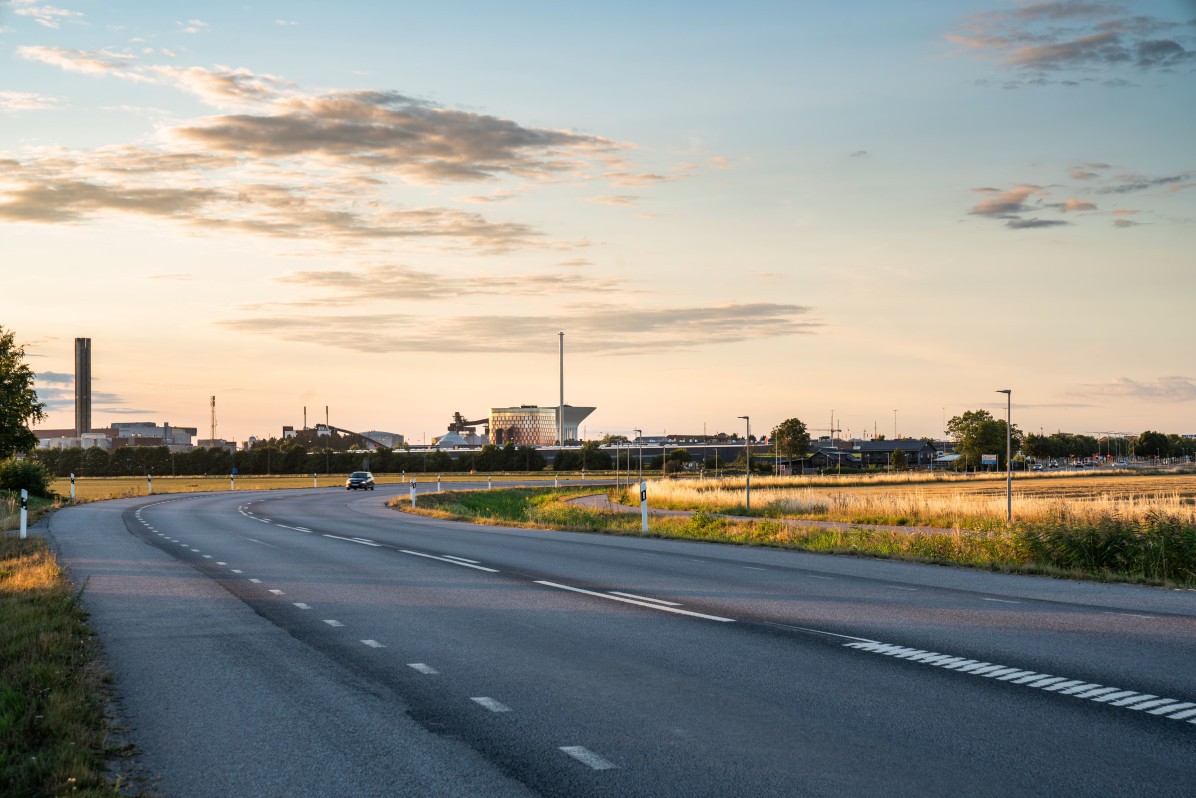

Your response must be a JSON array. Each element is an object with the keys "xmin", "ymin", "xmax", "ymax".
[
  {"xmin": 1115, "ymin": 460, "xmax": 1128, "ymax": 467},
  {"xmin": 346, "ymin": 471, "xmax": 375, "ymax": 490}
]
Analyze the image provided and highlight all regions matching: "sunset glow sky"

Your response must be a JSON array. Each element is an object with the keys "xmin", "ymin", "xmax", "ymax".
[{"xmin": 3, "ymin": 1, "xmax": 1194, "ymax": 444}]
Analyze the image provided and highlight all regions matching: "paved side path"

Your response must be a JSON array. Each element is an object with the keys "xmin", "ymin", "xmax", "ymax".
[{"xmin": 568, "ymin": 493, "xmax": 963, "ymax": 536}]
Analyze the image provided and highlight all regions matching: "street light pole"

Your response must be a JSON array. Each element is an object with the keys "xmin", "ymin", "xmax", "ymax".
[
  {"xmin": 738, "ymin": 415, "xmax": 751, "ymax": 511},
  {"xmin": 996, "ymin": 389, "xmax": 1012, "ymax": 521},
  {"xmin": 633, "ymin": 429, "xmax": 642, "ymax": 483}
]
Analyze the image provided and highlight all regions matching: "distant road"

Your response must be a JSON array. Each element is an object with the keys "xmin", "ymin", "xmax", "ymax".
[{"xmin": 50, "ymin": 481, "xmax": 1196, "ymax": 796}]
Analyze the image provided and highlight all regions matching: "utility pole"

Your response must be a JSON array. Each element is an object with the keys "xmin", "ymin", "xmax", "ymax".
[{"xmin": 738, "ymin": 415, "xmax": 751, "ymax": 510}]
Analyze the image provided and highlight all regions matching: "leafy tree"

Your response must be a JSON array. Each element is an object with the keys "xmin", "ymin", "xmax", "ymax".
[
  {"xmin": 890, "ymin": 447, "xmax": 907, "ymax": 470},
  {"xmin": 600, "ymin": 434, "xmax": 629, "ymax": 445},
  {"xmin": 0, "ymin": 326, "xmax": 46, "ymax": 458},
  {"xmin": 770, "ymin": 418, "xmax": 811, "ymax": 460},
  {"xmin": 946, "ymin": 409, "xmax": 1022, "ymax": 470},
  {"xmin": 1137, "ymin": 430, "xmax": 1169, "ymax": 459}
]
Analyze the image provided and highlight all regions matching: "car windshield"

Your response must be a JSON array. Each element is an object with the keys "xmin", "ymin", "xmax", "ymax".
[{"xmin": 350, "ymin": 472, "xmax": 370, "ymax": 478}]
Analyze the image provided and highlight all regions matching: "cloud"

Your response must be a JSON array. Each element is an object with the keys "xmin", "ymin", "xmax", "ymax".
[
  {"xmin": 968, "ymin": 185, "xmax": 1045, "ymax": 218},
  {"xmin": 17, "ymin": 44, "xmax": 148, "ymax": 80},
  {"xmin": 150, "ymin": 65, "xmax": 293, "ymax": 108},
  {"xmin": 847, "ymin": 150, "xmax": 869, "ymax": 158},
  {"xmin": 456, "ymin": 190, "xmax": 517, "ymax": 204},
  {"xmin": 178, "ymin": 19, "xmax": 209, "ymax": 34},
  {"xmin": 35, "ymin": 371, "xmax": 73, "ymax": 384},
  {"xmin": 270, "ymin": 262, "xmax": 626, "ymax": 303},
  {"xmin": 588, "ymin": 195, "xmax": 640, "ymax": 206},
  {"xmin": 0, "ymin": 89, "xmax": 61, "ymax": 110},
  {"xmin": 13, "ymin": 2, "xmax": 83, "ymax": 29},
  {"xmin": 1095, "ymin": 172, "xmax": 1194, "ymax": 194},
  {"xmin": 1078, "ymin": 376, "xmax": 1196, "ymax": 402},
  {"xmin": 1005, "ymin": 218, "xmax": 1071, "ymax": 229},
  {"xmin": 275, "ymin": 19, "xmax": 298, "ymax": 26},
  {"xmin": 1112, "ymin": 218, "xmax": 1140, "ymax": 228},
  {"xmin": 948, "ymin": 2, "xmax": 1195, "ymax": 83},
  {"xmin": 220, "ymin": 303, "xmax": 820, "ymax": 355},
  {"xmin": 557, "ymin": 258, "xmax": 593, "ymax": 268},
  {"xmin": 146, "ymin": 273, "xmax": 192, "ymax": 280},
  {"xmin": 168, "ymin": 90, "xmax": 616, "ymax": 185},
  {"xmin": 0, "ymin": 156, "xmax": 541, "ymax": 251}
]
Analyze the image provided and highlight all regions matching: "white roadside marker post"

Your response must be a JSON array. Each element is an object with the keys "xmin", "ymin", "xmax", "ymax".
[
  {"xmin": 19, "ymin": 489, "xmax": 28, "ymax": 539},
  {"xmin": 230, "ymin": 474, "xmax": 236, "ymax": 491},
  {"xmin": 70, "ymin": 473, "xmax": 76, "ymax": 502},
  {"xmin": 488, "ymin": 476, "xmax": 492, "ymax": 490},
  {"xmin": 147, "ymin": 474, "xmax": 153, "ymax": 495},
  {"xmin": 313, "ymin": 472, "xmax": 317, "ymax": 488},
  {"xmin": 410, "ymin": 478, "xmax": 417, "ymax": 508},
  {"xmin": 639, "ymin": 481, "xmax": 648, "ymax": 533},
  {"xmin": 437, "ymin": 474, "xmax": 442, "ymax": 493}
]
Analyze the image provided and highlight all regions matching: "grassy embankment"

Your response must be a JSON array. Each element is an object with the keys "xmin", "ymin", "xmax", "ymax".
[
  {"xmin": 393, "ymin": 481, "xmax": 1196, "ymax": 588},
  {"xmin": 0, "ymin": 531, "xmax": 126, "ymax": 795}
]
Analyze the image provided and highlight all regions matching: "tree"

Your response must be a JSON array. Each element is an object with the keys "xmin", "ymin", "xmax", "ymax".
[
  {"xmin": 0, "ymin": 326, "xmax": 46, "ymax": 458},
  {"xmin": 770, "ymin": 418, "xmax": 811, "ymax": 460},
  {"xmin": 1137, "ymin": 430, "xmax": 1169, "ymax": 459},
  {"xmin": 890, "ymin": 447, "xmax": 907, "ymax": 470},
  {"xmin": 946, "ymin": 409, "xmax": 1022, "ymax": 470}
]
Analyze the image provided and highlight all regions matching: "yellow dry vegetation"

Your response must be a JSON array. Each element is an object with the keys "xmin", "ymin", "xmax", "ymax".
[{"xmin": 647, "ymin": 471, "xmax": 1196, "ymax": 527}]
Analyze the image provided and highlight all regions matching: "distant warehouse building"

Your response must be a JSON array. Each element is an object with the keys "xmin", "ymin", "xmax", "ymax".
[{"xmin": 490, "ymin": 405, "xmax": 595, "ymax": 447}]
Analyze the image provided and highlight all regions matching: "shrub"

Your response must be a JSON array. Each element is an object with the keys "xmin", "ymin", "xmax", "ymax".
[{"xmin": 0, "ymin": 458, "xmax": 52, "ymax": 498}]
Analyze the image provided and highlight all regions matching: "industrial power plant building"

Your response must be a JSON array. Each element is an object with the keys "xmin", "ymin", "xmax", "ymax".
[{"xmin": 489, "ymin": 405, "xmax": 595, "ymax": 447}]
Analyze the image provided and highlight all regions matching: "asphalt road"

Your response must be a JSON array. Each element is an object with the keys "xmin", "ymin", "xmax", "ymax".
[{"xmin": 49, "ymin": 482, "xmax": 1196, "ymax": 796}]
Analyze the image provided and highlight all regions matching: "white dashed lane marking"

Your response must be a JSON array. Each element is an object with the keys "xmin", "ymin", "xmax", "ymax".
[
  {"xmin": 249, "ymin": 579, "xmax": 262, "ymax": 583},
  {"xmin": 324, "ymin": 620, "xmax": 345, "ymax": 627},
  {"xmin": 471, "ymin": 697, "xmax": 511, "ymax": 713},
  {"xmin": 559, "ymin": 746, "xmax": 617, "ymax": 770},
  {"xmin": 408, "ymin": 663, "xmax": 438, "ymax": 674},
  {"xmin": 844, "ymin": 639, "xmax": 1196, "ymax": 723},
  {"xmin": 323, "ymin": 534, "xmax": 383, "ymax": 547},
  {"xmin": 361, "ymin": 639, "xmax": 385, "ymax": 648},
  {"xmin": 269, "ymin": 589, "xmax": 284, "ymax": 595},
  {"xmin": 293, "ymin": 602, "xmax": 312, "ymax": 610}
]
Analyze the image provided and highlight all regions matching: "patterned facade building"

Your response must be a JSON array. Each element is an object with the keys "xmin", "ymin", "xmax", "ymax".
[{"xmin": 489, "ymin": 405, "xmax": 596, "ymax": 447}]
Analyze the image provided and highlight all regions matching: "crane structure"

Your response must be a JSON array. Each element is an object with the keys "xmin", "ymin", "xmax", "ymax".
[{"xmin": 447, "ymin": 411, "xmax": 489, "ymax": 437}]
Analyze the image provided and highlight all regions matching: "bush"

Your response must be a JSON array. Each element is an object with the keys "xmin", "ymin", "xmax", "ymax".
[{"xmin": 0, "ymin": 458, "xmax": 52, "ymax": 498}]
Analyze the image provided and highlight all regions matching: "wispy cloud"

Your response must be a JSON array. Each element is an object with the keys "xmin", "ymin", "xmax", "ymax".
[
  {"xmin": 17, "ymin": 45, "xmax": 149, "ymax": 81},
  {"xmin": 0, "ymin": 89, "xmax": 61, "ymax": 110},
  {"xmin": 588, "ymin": 195, "xmax": 640, "ymax": 206},
  {"xmin": 220, "ymin": 303, "xmax": 820, "ymax": 355},
  {"xmin": 268, "ymin": 262, "xmax": 626, "ymax": 303},
  {"xmin": 13, "ymin": 2, "xmax": 83, "ymax": 30},
  {"xmin": 178, "ymin": 19, "xmax": 209, "ymax": 34},
  {"xmin": 1077, "ymin": 376, "xmax": 1196, "ymax": 402},
  {"xmin": 948, "ymin": 2, "xmax": 1195, "ymax": 86}
]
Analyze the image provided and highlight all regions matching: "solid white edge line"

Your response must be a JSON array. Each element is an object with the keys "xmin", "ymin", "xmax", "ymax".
[
  {"xmin": 559, "ymin": 746, "xmax": 617, "ymax": 770},
  {"xmin": 982, "ymin": 598, "xmax": 1021, "ymax": 604},
  {"xmin": 441, "ymin": 555, "xmax": 481, "ymax": 564},
  {"xmin": 608, "ymin": 591, "xmax": 682, "ymax": 606},
  {"xmin": 535, "ymin": 581, "xmax": 734, "ymax": 622},
  {"xmin": 400, "ymin": 549, "xmax": 499, "ymax": 572}
]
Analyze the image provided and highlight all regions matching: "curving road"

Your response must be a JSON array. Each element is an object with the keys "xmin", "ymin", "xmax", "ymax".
[{"xmin": 50, "ymin": 482, "xmax": 1196, "ymax": 796}]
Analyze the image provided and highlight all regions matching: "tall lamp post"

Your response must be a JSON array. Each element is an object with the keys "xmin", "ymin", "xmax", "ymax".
[
  {"xmin": 738, "ymin": 415, "xmax": 751, "ymax": 511},
  {"xmin": 996, "ymin": 389, "xmax": 1012, "ymax": 521},
  {"xmin": 633, "ymin": 429, "xmax": 643, "ymax": 483}
]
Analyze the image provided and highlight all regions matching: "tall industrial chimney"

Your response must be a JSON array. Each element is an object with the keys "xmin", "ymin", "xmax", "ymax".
[
  {"xmin": 74, "ymin": 338, "xmax": 91, "ymax": 435},
  {"xmin": 210, "ymin": 396, "xmax": 216, "ymax": 443}
]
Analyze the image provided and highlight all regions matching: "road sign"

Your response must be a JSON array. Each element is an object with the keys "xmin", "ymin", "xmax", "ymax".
[{"xmin": 981, "ymin": 454, "xmax": 998, "ymax": 465}]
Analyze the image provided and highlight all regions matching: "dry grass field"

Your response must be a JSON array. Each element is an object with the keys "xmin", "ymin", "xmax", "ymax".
[{"xmin": 645, "ymin": 471, "xmax": 1196, "ymax": 528}]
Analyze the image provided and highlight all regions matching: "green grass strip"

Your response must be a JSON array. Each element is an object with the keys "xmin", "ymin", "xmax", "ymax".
[
  {"xmin": 0, "ymin": 535, "xmax": 124, "ymax": 796},
  {"xmin": 395, "ymin": 487, "xmax": 1196, "ymax": 589}
]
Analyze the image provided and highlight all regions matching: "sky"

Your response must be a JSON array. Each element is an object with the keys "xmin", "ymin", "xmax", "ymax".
[{"xmin": 2, "ymin": 0, "xmax": 1194, "ymax": 445}]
